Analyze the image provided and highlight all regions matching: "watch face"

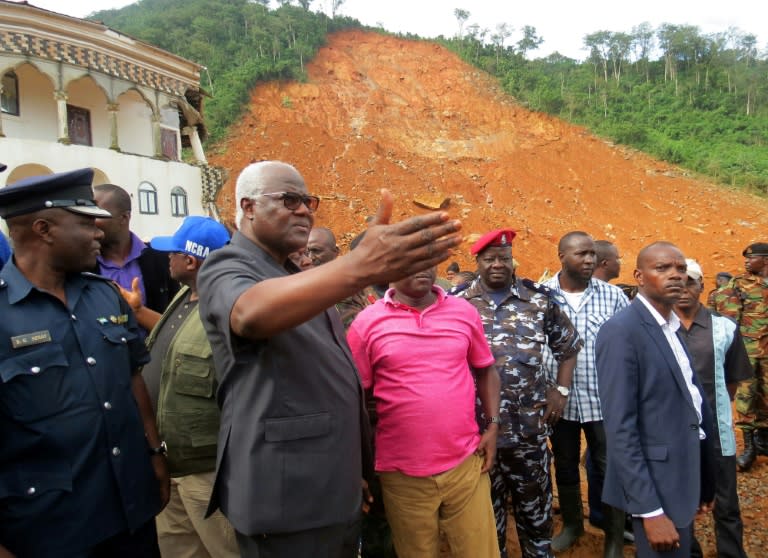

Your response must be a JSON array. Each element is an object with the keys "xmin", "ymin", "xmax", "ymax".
[{"xmin": 557, "ymin": 386, "xmax": 570, "ymax": 396}]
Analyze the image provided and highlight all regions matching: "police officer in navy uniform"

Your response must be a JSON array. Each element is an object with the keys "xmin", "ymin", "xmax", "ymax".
[
  {"xmin": 0, "ymin": 168, "xmax": 169, "ymax": 557},
  {"xmin": 0, "ymin": 163, "xmax": 12, "ymax": 270}
]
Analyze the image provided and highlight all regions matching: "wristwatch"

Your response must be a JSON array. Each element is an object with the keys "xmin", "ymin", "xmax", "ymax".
[
  {"xmin": 148, "ymin": 441, "xmax": 168, "ymax": 456},
  {"xmin": 485, "ymin": 415, "xmax": 501, "ymax": 427},
  {"xmin": 555, "ymin": 385, "xmax": 570, "ymax": 397}
]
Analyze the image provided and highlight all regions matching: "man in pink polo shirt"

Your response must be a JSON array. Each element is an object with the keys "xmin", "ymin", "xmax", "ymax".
[{"xmin": 347, "ymin": 266, "xmax": 501, "ymax": 558}]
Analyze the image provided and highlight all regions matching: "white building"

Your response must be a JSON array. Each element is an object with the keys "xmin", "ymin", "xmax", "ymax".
[{"xmin": 0, "ymin": 0, "xmax": 223, "ymax": 238}]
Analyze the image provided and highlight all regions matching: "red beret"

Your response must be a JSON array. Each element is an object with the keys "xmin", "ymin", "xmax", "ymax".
[{"xmin": 471, "ymin": 228, "xmax": 516, "ymax": 255}]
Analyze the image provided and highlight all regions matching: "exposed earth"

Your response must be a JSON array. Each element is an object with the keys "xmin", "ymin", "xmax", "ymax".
[
  {"xmin": 208, "ymin": 30, "xmax": 768, "ymax": 556},
  {"xmin": 209, "ymin": 29, "xmax": 768, "ymax": 285}
]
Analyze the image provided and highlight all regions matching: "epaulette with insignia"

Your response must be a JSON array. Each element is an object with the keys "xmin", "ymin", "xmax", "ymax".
[
  {"xmin": 81, "ymin": 272, "xmax": 133, "ymax": 315},
  {"xmin": 521, "ymin": 278, "xmax": 567, "ymax": 305},
  {"xmin": 616, "ymin": 283, "xmax": 639, "ymax": 301},
  {"xmin": 81, "ymin": 271, "xmax": 112, "ymax": 281},
  {"xmin": 448, "ymin": 281, "xmax": 471, "ymax": 296}
]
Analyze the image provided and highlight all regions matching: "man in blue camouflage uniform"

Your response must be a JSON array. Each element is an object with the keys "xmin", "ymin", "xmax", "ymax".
[{"xmin": 457, "ymin": 229, "xmax": 582, "ymax": 558}]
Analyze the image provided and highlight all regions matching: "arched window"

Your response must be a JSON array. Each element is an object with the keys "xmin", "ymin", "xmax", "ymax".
[
  {"xmin": 138, "ymin": 182, "xmax": 158, "ymax": 214},
  {"xmin": 1, "ymin": 71, "xmax": 19, "ymax": 116},
  {"xmin": 170, "ymin": 186, "xmax": 188, "ymax": 217}
]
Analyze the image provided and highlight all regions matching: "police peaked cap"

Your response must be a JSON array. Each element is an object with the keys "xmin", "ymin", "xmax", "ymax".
[
  {"xmin": 742, "ymin": 243, "xmax": 768, "ymax": 257},
  {"xmin": 0, "ymin": 168, "xmax": 112, "ymax": 219}
]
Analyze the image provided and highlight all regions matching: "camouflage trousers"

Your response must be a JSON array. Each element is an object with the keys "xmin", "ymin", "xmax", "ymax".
[
  {"xmin": 492, "ymin": 439, "xmax": 554, "ymax": 558},
  {"xmin": 734, "ymin": 357, "xmax": 768, "ymax": 431}
]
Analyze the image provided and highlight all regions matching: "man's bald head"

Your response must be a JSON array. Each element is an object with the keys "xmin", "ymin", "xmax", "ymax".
[
  {"xmin": 93, "ymin": 184, "xmax": 131, "ymax": 213},
  {"xmin": 307, "ymin": 227, "xmax": 339, "ymax": 266},
  {"xmin": 593, "ymin": 240, "xmax": 621, "ymax": 282},
  {"xmin": 636, "ymin": 241, "xmax": 681, "ymax": 270},
  {"xmin": 634, "ymin": 241, "xmax": 687, "ymax": 312},
  {"xmin": 557, "ymin": 230, "xmax": 591, "ymax": 253}
]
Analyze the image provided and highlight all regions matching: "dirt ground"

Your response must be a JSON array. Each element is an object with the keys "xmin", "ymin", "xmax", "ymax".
[
  {"xmin": 502, "ymin": 441, "xmax": 768, "ymax": 557},
  {"xmin": 207, "ymin": 29, "xmax": 768, "ymax": 556}
]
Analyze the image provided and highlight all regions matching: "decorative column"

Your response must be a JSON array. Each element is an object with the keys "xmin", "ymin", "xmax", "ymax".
[
  {"xmin": 183, "ymin": 125, "xmax": 207, "ymax": 164},
  {"xmin": 54, "ymin": 90, "xmax": 70, "ymax": 144},
  {"xmin": 107, "ymin": 102, "xmax": 120, "ymax": 150},
  {"xmin": 0, "ymin": 84, "xmax": 5, "ymax": 138},
  {"xmin": 151, "ymin": 113, "xmax": 162, "ymax": 157}
]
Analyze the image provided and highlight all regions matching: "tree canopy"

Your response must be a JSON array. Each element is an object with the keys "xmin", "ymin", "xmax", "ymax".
[
  {"xmin": 441, "ymin": 19, "xmax": 768, "ymax": 190},
  {"xmin": 92, "ymin": 1, "xmax": 768, "ymax": 191}
]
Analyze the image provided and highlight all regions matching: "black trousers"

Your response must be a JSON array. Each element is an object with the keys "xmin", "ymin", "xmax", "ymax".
[
  {"xmin": 89, "ymin": 518, "xmax": 160, "ymax": 558},
  {"xmin": 550, "ymin": 418, "xmax": 607, "ymax": 488},
  {"xmin": 236, "ymin": 520, "xmax": 360, "ymax": 558},
  {"xmin": 691, "ymin": 452, "xmax": 748, "ymax": 558}
]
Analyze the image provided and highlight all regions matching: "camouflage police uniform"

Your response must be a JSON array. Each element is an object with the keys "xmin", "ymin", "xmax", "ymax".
[
  {"xmin": 337, "ymin": 286, "xmax": 382, "ymax": 330},
  {"xmin": 458, "ymin": 277, "xmax": 582, "ymax": 558},
  {"xmin": 710, "ymin": 272, "xmax": 768, "ymax": 431}
]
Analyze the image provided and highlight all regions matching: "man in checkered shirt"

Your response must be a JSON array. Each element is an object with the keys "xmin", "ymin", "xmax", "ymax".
[{"xmin": 543, "ymin": 231, "xmax": 629, "ymax": 558}]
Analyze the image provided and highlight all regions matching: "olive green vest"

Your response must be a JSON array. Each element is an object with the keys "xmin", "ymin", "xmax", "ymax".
[{"xmin": 148, "ymin": 286, "xmax": 220, "ymax": 477}]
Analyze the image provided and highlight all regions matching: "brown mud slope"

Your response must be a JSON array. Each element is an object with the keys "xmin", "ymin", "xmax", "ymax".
[
  {"xmin": 210, "ymin": 30, "xmax": 768, "ymax": 556},
  {"xmin": 210, "ymin": 29, "xmax": 768, "ymax": 282}
]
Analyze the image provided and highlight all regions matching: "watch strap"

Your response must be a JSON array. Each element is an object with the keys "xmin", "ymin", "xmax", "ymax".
[{"xmin": 148, "ymin": 441, "xmax": 167, "ymax": 456}]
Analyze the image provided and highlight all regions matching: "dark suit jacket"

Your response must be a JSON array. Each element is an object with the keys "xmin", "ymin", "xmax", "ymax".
[
  {"xmin": 596, "ymin": 298, "xmax": 714, "ymax": 527},
  {"xmin": 137, "ymin": 245, "xmax": 180, "ymax": 313},
  {"xmin": 198, "ymin": 233, "xmax": 372, "ymax": 535}
]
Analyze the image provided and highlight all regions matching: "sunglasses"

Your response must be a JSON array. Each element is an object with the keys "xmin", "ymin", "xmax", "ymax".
[{"xmin": 261, "ymin": 192, "xmax": 320, "ymax": 212}]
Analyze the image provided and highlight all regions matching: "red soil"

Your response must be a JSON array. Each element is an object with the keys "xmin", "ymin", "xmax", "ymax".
[
  {"xmin": 210, "ymin": 29, "xmax": 768, "ymax": 284},
  {"xmin": 208, "ymin": 29, "xmax": 768, "ymax": 556}
]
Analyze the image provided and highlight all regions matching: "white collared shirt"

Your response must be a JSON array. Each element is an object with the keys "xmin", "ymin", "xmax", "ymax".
[
  {"xmin": 633, "ymin": 294, "xmax": 705, "ymax": 518},
  {"xmin": 636, "ymin": 294, "xmax": 704, "ymax": 436}
]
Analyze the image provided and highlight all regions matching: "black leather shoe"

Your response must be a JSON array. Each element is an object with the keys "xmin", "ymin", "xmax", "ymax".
[
  {"xmin": 754, "ymin": 429, "xmax": 768, "ymax": 456},
  {"xmin": 737, "ymin": 431, "xmax": 757, "ymax": 471}
]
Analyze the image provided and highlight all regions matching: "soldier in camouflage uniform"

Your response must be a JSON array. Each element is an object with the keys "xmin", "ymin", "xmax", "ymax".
[
  {"xmin": 710, "ymin": 242, "xmax": 768, "ymax": 471},
  {"xmin": 456, "ymin": 229, "xmax": 582, "ymax": 558}
]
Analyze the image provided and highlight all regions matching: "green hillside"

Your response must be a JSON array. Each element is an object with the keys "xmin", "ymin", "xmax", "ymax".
[{"xmin": 92, "ymin": 0, "xmax": 768, "ymax": 192}]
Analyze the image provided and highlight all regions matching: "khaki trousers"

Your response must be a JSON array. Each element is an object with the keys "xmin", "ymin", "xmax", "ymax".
[
  {"xmin": 156, "ymin": 472, "xmax": 238, "ymax": 558},
  {"xmin": 379, "ymin": 452, "xmax": 499, "ymax": 558}
]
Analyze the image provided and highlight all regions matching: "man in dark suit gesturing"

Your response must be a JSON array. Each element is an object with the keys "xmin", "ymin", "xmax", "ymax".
[
  {"xmin": 596, "ymin": 242, "xmax": 715, "ymax": 557},
  {"xmin": 197, "ymin": 161, "xmax": 462, "ymax": 558}
]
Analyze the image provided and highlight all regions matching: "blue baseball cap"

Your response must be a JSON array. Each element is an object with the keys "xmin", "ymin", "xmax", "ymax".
[{"xmin": 150, "ymin": 216, "xmax": 230, "ymax": 259}]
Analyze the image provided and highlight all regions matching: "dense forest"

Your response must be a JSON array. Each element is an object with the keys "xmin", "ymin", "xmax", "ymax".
[{"xmin": 92, "ymin": 0, "xmax": 768, "ymax": 192}]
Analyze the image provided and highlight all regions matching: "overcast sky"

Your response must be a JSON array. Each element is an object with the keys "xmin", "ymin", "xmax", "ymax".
[{"xmin": 27, "ymin": 0, "xmax": 768, "ymax": 60}]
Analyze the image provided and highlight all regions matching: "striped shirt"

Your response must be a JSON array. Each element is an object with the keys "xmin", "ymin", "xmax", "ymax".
[{"xmin": 543, "ymin": 275, "xmax": 629, "ymax": 422}]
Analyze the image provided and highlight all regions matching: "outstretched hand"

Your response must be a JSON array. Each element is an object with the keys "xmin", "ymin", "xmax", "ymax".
[
  {"xmin": 353, "ymin": 189, "xmax": 462, "ymax": 285},
  {"xmin": 118, "ymin": 276, "xmax": 143, "ymax": 312},
  {"xmin": 370, "ymin": 188, "xmax": 395, "ymax": 227}
]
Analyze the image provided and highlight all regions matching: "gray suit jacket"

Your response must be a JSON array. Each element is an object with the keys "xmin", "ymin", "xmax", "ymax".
[
  {"xmin": 198, "ymin": 233, "xmax": 372, "ymax": 535},
  {"xmin": 596, "ymin": 298, "xmax": 713, "ymax": 527}
]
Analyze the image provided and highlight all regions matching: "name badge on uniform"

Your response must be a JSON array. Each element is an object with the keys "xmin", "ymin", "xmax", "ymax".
[
  {"xmin": 97, "ymin": 314, "xmax": 128, "ymax": 325},
  {"xmin": 11, "ymin": 330, "xmax": 52, "ymax": 349}
]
